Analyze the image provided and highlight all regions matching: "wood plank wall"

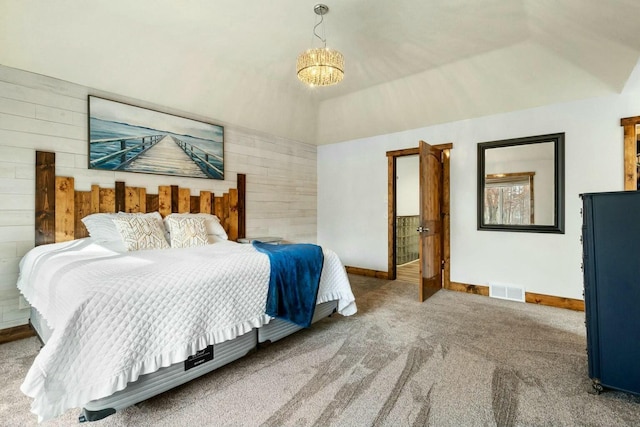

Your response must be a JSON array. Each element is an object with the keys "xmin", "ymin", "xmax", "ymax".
[
  {"xmin": 1, "ymin": 64, "xmax": 318, "ymax": 333},
  {"xmin": 35, "ymin": 151, "xmax": 246, "ymax": 245}
]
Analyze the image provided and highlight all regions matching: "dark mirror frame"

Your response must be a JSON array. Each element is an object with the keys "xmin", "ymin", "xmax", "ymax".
[{"xmin": 477, "ymin": 133, "xmax": 565, "ymax": 233}]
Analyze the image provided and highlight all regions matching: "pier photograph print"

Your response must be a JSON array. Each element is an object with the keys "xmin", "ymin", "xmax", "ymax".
[{"xmin": 88, "ymin": 96, "xmax": 224, "ymax": 179}]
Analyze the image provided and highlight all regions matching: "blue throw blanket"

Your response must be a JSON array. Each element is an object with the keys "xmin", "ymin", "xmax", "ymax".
[{"xmin": 252, "ymin": 241, "xmax": 324, "ymax": 328}]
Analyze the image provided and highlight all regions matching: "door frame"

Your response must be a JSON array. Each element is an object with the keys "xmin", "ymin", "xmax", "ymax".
[
  {"xmin": 386, "ymin": 142, "xmax": 452, "ymax": 286},
  {"xmin": 621, "ymin": 115, "xmax": 640, "ymax": 190}
]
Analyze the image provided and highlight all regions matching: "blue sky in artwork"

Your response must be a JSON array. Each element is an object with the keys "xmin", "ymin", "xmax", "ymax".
[{"xmin": 90, "ymin": 97, "xmax": 222, "ymax": 143}]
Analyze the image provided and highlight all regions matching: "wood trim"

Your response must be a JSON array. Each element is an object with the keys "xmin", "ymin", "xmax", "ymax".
[
  {"xmin": 124, "ymin": 186, "xmax": 145, "ymax": 213},
  {"xmin": 446, "ymin": 281, "xmax": 490, "ymax": 296},
  {"xmin": 620, "ymin": 116, "xmax": 640, "ymax": 126},
  {"xmin": 99, "ymin": 188, "xmax": 115, "ymax": 213},
  {"xmin": 386, "ymin": 143, "xmax": 453, "ymax": 158},
  {"xmin": 171, "ymin": 185, "xmax": 179, "ymax": 213},
  {"xmin": 178, "ymin": 188, "xmax": 190, "ymax": 213},
  {"xmin": 35, "ymin": 150, "xmax": 246, "ymax": 244},
  {"xmin": 190, "ymin": 196, "xmax": 199, "ymax": 214},
  {"xmin": 200, "ymin": 191, "xmax": 212, "ymax": 214},
  {"xmin": 387, "ymin": 155, "xmax": 396, "ymax": 280},
  {"xmin": 442, "ymin": 148, "xmax": 451, "ymax": 289},
  {"xmin": 525, "ymin": 292, "xmax": 584, "ymax": 311},
  {"xmin": 115, "ymin": 181, "xmax": 125, "ymax": 212},
  {"xmin": 147, "ymin": 194, "xmax": 159, "ymax": 213},
  {"xmin": 228, "ymin": 188, "xmax": 239, "ymax": 241},
  {"xmin": 158, "ymin": 185, "xmax": 171, "ymax": 217},
  {"xmin": 222, "ymin": 193, "xmax": 230, "ymax": 231},
  {"xmin": 621, "ymin": 115, "xmax": 640, "ymax": 191},
  {"xmin": 55, "ymin": 176, "xmax": 75, "ymax": 243},
  {"xmin": 345, "ymin": 266, "xmax": 389, "ymax": 279},
  {"xmin": 90, "ymin": 184, "xmax": 100, "ymax": 213},
  {"xmin": 485, "ymin": 171, "xmax": 535, "ymax": 181},
  {"xmin": 386, "ymin": 147, "xmax": 418, "ymax": 157},
  {"xmin": 448, "ymin": 281, "xmax": 584, "ymax": 311},
  {"xmin": 0, "ymin": 324, "xmax": 35, "ymax": 344},
  {"xmin": 214, "ymin": 197, "xmax": 223, "ymax": 220},
  {"xmin": 237, "ymin": 173, "xmax": 246, "ymax": 239},
  {"xmin": 35, "ymin": 151, "xmax": 56, "ymax": 246},
  {"xmin": 75, "ymin": 191, "xmax": 91, "ymax": 239}
]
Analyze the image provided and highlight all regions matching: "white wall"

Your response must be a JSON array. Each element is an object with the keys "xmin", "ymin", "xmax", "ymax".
[
  {"xmin": 0, "ymin": 65, "xmax": 318, "ymax": 331},
  {"xmin": 396, "ymin": 155, "xmax": 419, "ymax": 216},
  {"xmin": 318, "ymin": 60, "xmax": 640, "ymax": 300}
]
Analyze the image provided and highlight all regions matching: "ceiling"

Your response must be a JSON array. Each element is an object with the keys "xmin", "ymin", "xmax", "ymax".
[{"xmin": 1, "ymin": 0, "xmax": 640, "ymax": 145}]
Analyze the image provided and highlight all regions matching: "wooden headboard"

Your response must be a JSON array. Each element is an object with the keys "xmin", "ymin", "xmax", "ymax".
[{"xmin": 35, "ymin": 151, "xmax": 245, "ymax": 246}]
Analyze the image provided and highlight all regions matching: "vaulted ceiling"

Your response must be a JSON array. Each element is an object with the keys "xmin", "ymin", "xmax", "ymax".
[{"xmin": 1, "ymin": 0, "xmax": 639, "ymax": 145}]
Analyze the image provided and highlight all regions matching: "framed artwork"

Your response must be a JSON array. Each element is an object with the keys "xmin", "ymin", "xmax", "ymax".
[{"xmin": 88, "ymin": 96, "xmax": 224, "ymax": 179}]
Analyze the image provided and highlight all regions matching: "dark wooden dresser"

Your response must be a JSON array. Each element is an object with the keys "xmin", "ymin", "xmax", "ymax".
[{"xmin": 581, "ymin": 191, "xmax": 640, "ymax": 396}]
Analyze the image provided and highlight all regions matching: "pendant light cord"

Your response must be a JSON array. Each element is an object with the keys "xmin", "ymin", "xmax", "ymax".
[{"xmin": 313, "ymin": 14, "xmax": 327, "ymax": 48}]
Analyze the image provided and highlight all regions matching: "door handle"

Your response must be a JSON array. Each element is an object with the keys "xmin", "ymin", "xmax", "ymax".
[{"xmin": 416, "ymin": 226, "xmax": 430, "ymax": 233}]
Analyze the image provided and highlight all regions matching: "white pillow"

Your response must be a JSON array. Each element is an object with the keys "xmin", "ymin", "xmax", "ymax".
[
  {"xmin": 164, "ymin": 213, "xmax": 228, "ymax": 240},
  {"xmin": 165, "ymin": 216, "xmax": 208, "ymax": 248},
  {"xmin": 112, "ymin": 215, "xmax": 170, "ymax": 251},
  {"xmin": 82, "ymin": 212, "xmax": 164, "ymax": 242},
  {"xmin": 207, "ymin": 234, "xmax": 228, "ymax": 244},
  {"xmin": 81, "ymin": 213, "xmax": 120, "ymax": 242}
]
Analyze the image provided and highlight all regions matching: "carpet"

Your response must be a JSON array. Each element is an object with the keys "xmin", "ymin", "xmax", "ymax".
[{"xmin": 1, "ymin": 274, "xmax": 639, "ymax": 426}]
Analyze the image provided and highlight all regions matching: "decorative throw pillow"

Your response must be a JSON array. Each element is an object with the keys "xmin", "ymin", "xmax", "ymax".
[
  {"xmin": 112, "ymin": 215, "xmax": 170, "ymax": 251},
  {"xmin": 83, "ymin": 212, "xmax": 166, "ymax": 243},
  {"xmin": 164, "ymin": 213, "xmax": 228, "ymax": 240},
  {"xmin": 166, "ymin": 216, "xmax": 208, "ymax": 248}
]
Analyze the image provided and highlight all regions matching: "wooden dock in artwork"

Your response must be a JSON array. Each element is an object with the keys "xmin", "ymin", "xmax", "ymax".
[
  {"xmin": 90, "ymin": 134, "xmax": 223, "ymax": 179},
  {"xmin": 125, "ymin": 135, "xmax": 209, "ymax": 178}
]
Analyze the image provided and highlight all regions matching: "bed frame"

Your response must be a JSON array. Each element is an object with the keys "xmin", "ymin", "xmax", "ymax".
[
  {"xmin": 30, "ymin": 150, "xmax": 337, "ymax": 422},
  {"xmin": 34, "ymin": 151, "xmax": 246, "ymax": 245}
]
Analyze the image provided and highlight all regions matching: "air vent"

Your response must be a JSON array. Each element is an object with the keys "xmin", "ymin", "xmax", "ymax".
[{"xmin": 489, "ymin": 283, "xmax": 525, "ymax": 303}]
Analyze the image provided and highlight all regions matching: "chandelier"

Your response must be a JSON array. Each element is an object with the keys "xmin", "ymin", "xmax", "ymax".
[{"xmin": 296, "ymin": 4, "xmax": 344, "ymax": 87}]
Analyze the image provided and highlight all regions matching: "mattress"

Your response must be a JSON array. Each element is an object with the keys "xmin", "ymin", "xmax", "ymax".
[
  {"xmin": 31, "ymin": 298, "xmax": 337, "ymax": 422},
  {"xmin": 80, "ymin": 329, "xmax": 257, "ymax": 422},
  {"xmin": 258, "ymin": 300, "xmax": 337, "ymax": 343}
]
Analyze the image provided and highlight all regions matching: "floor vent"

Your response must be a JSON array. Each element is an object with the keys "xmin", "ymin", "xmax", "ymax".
[{"xmin": 489, "ymin": 283, "xmax": 525, "ymax": 302}]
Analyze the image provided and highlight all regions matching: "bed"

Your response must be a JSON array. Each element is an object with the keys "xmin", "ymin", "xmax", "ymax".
[{"xmin": 18, "ymin": 151, "xmax": 357, "ymax": 422}]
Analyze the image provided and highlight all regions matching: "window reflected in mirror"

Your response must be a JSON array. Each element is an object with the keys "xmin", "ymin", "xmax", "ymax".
[{"xmin": 484, "ymin": 172, "xmax": 534, "ymax": 225}]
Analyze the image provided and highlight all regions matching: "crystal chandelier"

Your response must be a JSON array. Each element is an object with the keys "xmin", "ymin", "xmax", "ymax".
[{"xmin": 296, "ymin": 4, "xmax": 344, "ymax": 87}]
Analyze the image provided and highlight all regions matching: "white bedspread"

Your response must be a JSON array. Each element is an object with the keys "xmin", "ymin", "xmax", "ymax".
[{"xmin": 17, "ymin": 239, "xmax": 356, "ymax": 422}]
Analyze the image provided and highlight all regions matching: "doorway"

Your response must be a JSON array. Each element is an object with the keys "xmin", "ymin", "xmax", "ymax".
[
  {"xmin": 386, "ymin": 143, "xmax": 452, "ymax": 299},
  {"xmin": 395, "ymin": 155, "xmax": 420, "ymax": 284}
]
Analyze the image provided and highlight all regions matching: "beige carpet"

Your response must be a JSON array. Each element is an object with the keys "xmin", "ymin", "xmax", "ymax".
[{"xmin": 2, "ymin": 275, "xmax": 640, "ymax": 426}]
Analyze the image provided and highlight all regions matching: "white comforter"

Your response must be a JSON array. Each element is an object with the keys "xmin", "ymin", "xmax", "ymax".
[{"xmin": 17, "ymin": 238, "xmax": 356, "ymax": 422}]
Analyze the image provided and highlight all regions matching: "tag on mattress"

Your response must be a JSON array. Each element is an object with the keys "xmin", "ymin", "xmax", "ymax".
[{"xmin": 184, "ymin": 345, "xmax": 214, "ymax": 371}]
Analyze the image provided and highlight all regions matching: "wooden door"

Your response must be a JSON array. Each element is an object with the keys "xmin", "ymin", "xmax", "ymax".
[{"xmin": 418, "ymin": 141, "xmax": 443, "ymax": 301}]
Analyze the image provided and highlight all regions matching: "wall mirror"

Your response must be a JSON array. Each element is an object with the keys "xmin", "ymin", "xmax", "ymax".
[{"xmin": 477, "ymin": 133, "xmax": 565, "ymax": 233}]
